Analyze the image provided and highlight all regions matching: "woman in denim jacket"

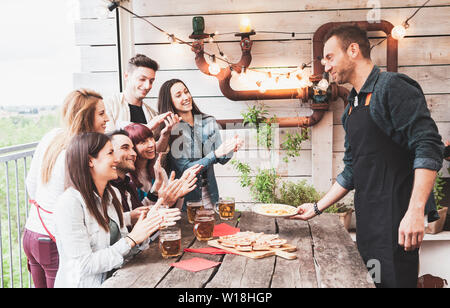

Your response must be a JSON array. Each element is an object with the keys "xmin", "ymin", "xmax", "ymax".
[{"xmin": 158, "ymin": 79, "xmax": 243, "ymax": 210}]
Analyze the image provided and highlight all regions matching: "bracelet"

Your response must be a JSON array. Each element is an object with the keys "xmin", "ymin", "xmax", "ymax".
[
  {"xmin": 147, "ymin": 191, "xmax": 159, "ymax": 202},
  {"xmin": 126, "ymin": 235, "xmax": 137, "ymax": 247},
  {"xmin": 313, "ymin": 202, "xmax": 322, "ymax": 216}
]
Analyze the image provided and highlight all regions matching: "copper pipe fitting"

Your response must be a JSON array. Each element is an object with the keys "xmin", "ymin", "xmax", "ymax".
[{"xmin": 194, "ymin": 20, "xmax": 397, "ymax": 128}]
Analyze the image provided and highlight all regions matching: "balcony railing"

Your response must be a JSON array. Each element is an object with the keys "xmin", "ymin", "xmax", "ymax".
[{"xmin": 0, "ymin": 142, "xmax": 37, "ymax": 288}]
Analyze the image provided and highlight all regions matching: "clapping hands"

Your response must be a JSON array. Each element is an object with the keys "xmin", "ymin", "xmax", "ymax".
[
  {"xmin": 147, "ymin": 111, "xmax": 181, "ymax": 134},
  {"xmin": 214, "ymin": 135, "xmax": 244, "ymax": 158}
]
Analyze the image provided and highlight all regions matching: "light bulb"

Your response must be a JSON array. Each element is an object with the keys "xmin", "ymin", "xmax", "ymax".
[
  {"xmin": 239, "ymin": 16, "xmax": 252, "ymax": 33},
  {"xmin": 317, "ymin": 78, "xmax": 329, "ymax": 91},
  {"xmin": 257, "ymin": 80, "xmax": 267, "ymax": 93},
  {"xmin": 238, "ymin": 71, "xmax": 247, "ymax": 83},
  {"xmin": 391, "ymin": 24, "xmax": 406, "ymax": 40},
  {"xmin": 209, "ymin": 62, "xmax": 221, "ymax": 75},
  {"xmin": 168, "ymin": 34, "xmax": 178, "ymax": 44}
]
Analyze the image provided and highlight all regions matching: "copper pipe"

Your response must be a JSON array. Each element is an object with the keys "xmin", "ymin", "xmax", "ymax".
[
  {"xmin": 192, "ymin": 36, "xmax": 313, "ymax": 102},
  {"xmin": 218, "ymin": 71, "xmax": 310, "ymax": 101},
  {"xmin": 194, "ymin": 20, "xmax": 397, "ymax": 128}
]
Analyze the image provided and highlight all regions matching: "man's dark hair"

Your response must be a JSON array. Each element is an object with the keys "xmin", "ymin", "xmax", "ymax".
[
  {"xmin": 324, "ymin": 25, "xmax": 371, "ymax": 59},
  {"xmin": 127, "ymin": 54, "xmax": 159, "ymax": 72},
  {"xmin": 106, "ymin": 129, "xmax": 129, "ymax": 139}
]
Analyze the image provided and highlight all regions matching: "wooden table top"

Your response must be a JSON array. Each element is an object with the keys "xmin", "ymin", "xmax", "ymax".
[{"xmin": 101, "ymin": 211, "xmax": 374, "ymax": 288}]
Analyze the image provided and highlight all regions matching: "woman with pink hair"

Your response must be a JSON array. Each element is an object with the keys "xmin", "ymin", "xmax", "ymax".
[{"xmin": 124, "ymin": 123, "xmax": 201, "ymax": 208}]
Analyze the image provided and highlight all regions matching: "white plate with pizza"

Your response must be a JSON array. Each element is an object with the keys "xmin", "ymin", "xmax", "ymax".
[{"xmin": 252, "ymin": 203, "xmax": 298, "ymax": 218}]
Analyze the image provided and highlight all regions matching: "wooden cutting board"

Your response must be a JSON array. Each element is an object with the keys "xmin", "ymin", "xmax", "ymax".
[{"xmin": 208, "ymin": 240, "xmax": 298, "ymax": 260}]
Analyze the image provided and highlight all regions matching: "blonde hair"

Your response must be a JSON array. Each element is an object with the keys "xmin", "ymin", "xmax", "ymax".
[{"xmin": 41, "ymin": 89, "xmax": 103, "ymax": 184}]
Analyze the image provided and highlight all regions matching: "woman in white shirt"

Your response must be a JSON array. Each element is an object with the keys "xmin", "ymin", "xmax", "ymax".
[
  {"xmin": 54, "ymin": 132, "xmax": 163, "ymax": 288},
  {"xmin": 24, "ymin": 89, "xmax": 109, "ymax": 288}
]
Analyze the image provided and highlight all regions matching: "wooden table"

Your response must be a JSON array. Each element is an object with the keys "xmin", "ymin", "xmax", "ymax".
[{"xmin": 101, "ymin": 211, "xmax": 374, "ymax": 288}]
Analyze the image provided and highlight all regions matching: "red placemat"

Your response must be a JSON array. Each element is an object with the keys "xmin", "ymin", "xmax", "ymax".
[
  {"xmin": 213, "ymin": 223, "xmax": 240, "ymax": 237},
  {"xmin": 171, "ymin": 257, "xmax": 221, "ymax": 272}
]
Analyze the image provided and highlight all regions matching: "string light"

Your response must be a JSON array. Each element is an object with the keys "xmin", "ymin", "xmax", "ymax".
[
  {"xmin": 391, "ymin": 24, "xmax": 408, "ymax": 40},
  {"xmin": 109, "ymin": 0, "xmax": 430, "ymax": 93},
  {"xmin": 317, "ymin": 73, "xmax": 330, "ymax": 91},
  {"xmin": 168, "ymin": 34, "xmax": 178, "ymax": 44},
  {"xmin": 208, "ymin": 55, "xmax": 221, "ymax": 75},
  {"xmin": 107, "ymin": 0, "xmax": 119, "ymax": 11},
  {"xmin": 238, "ymin": 67, "xmax": 248, "ymax": 83},
  {"xmin": 95, "ymin": 0, "xmax": 116, "ymax": 19},
  {"xmin": 256, "ymin": 80, "xmax": 267, "ymax": 93},
  {"xmin": 391, "ymin": 0, "xmax": 431, "ymax": 40},
  {"xmin": 108, "ymin": 1, "xmax": 318, "ymax": 84},
  {"xmin": 371, "ymin": 0, "xmax": 431, "ymax": 46}
]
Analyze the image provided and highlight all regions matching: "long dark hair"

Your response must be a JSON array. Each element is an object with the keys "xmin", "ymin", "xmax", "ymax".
[
  {"xmin": 65, "ymin": 132, "xmax": 123, "ymax": 231},
  {"xmin": 157, "ymin": 79, "xmax": 204, "ymax": 116}
]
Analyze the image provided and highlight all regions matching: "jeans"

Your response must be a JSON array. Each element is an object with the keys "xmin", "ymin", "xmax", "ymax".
[{"xmin": 23, "ymin": 229, "xmax": 59, "ymax": 288}]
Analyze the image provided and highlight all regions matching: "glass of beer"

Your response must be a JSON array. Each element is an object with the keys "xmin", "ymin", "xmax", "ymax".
[
  {"xmin": 186, "ymin": 201, "xmax": 204, "ymax": 224},
  {"xmin": 215, "ymin": 197, "xmax": 235, "ymax": 220},
  {"xmin": 193, "ymin": 210, "xmax": 215, "ymax": 241},
  {"xmin": 159, "ymin": 226, "xmax": 182, "ymax": 258}
]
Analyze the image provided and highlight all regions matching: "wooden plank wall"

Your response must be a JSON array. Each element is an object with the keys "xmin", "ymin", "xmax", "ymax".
[{"xmin": 75, "ymin": 0, "xmax": 450, "ymax": 202}]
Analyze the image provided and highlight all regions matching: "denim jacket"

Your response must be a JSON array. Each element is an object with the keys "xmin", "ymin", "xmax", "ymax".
[{"xmin": 169, "ymin": 114, "xmax": 232, "ymax": 209}]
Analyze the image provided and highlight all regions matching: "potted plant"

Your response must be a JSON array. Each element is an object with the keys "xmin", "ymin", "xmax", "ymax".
[
  {"xmin": 425, "ymin": 172, "xmax": 448, "ymax": 234},
  {"xmin": 323, "ymin": 202, "xmax": 354, "ymax": 231},
  {"xmin": 275, "ymin": 180, "xmax": 321, "ymax": 207},
  {"xmin": 426, "ymin": 205, "xmax": 448, "ymax": 235},
  {"xmin": 231, "ymin": 103, "xmax": 311, "ymax": 205}
]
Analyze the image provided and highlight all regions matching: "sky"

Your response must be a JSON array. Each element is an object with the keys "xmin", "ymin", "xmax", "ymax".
[{"xmin": 0, "ymin": 0, "xmax": 80, "ymax": 107}]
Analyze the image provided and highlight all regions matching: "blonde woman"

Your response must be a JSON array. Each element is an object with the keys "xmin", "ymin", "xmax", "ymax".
[{"xmin": 24, "ymin": 89, "xmax": 109, "ymax": 288}]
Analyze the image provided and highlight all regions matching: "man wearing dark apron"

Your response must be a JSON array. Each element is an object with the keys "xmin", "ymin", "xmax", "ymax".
[{"xmin": 290, "ymin": 25, "xmax": 444, "ymax": 288}]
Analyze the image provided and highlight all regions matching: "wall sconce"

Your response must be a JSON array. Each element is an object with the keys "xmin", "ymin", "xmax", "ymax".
[{"xmin": 239, "ymin": 16, "xmax": 252, "ymax": 33}]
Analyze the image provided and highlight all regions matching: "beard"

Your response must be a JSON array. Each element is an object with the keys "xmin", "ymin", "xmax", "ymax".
[
  {"xmin": 116, "ymin": 162, "xmax": 135, "ymax": 174},
  {"xmin": 332, "ymin": 58, "xmax": 356, "ymax": 85}
]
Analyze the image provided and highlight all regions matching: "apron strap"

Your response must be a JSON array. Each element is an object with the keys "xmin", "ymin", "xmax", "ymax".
[
  {"xmin": 365, "ymin": 93, "xmax": 373, "ymax": 106},
  {"xmin": 348, "ymin": 92, "xmax": 373, "ymax": 115},
  {"xmin": 29, "ymin": 199, "xmax": 56, "ymax": 242}
]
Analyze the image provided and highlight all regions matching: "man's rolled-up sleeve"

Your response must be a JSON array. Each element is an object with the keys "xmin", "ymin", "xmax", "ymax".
[
  {"xmin": 384, "ymin": 74, "xmax": 444, "ymax": 171},
  {"xmin": 336, "ymin": 132, "xmax": 355, "ymax": 191}
]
